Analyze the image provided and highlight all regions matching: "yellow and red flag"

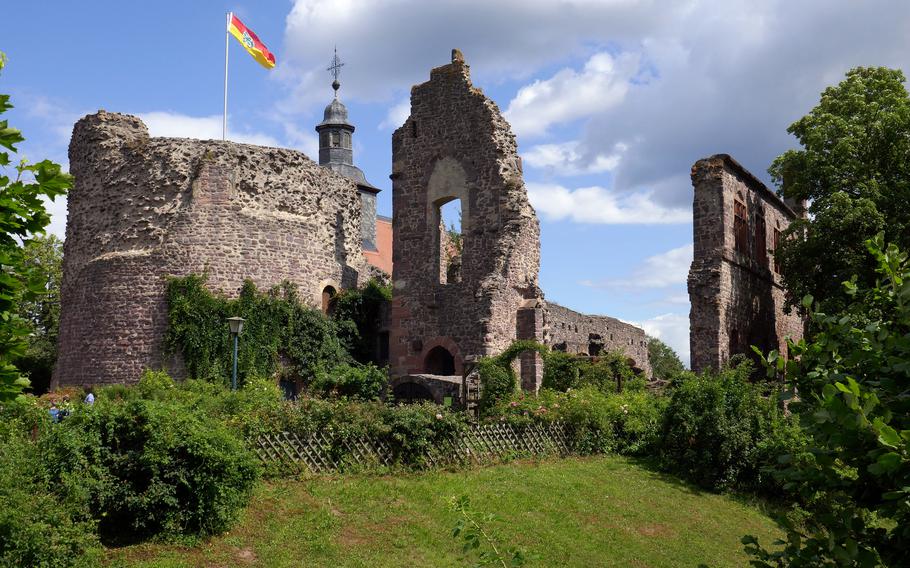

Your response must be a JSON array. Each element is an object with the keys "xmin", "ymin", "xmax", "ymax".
[{"xmin": 227, "ymin": 13, "xmax": 276, "ymax": 69}]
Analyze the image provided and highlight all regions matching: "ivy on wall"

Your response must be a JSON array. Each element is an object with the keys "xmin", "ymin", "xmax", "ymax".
[
  {"xmin": 329, "ymin": 279, "xmax": 392, "ymax": 365},
  {"xmin": 165, "ymin": 275, "xmax": 352, "ymax": 387}
]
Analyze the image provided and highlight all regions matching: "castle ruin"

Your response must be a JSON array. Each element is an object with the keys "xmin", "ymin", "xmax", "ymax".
[{"xmin": 687, "ymin": 154, "xmax": 805, "ymax": 373}]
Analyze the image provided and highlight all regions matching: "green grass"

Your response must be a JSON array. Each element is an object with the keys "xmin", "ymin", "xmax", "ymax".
[{"xmin": 106, "ymin": 455, "xmax": 781, "ymax": 567}]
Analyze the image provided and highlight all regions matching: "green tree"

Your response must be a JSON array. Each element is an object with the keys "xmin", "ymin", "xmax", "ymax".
[
  {"xmin": 771, "ymin": 66, "xmax": 910, "ymax": 314},
  {"xmin": 0, "ymin": 52, "xmax": 71, "ymax": 402},
  {"xmin": 745, "ymin": 236, "xmax": 910, "ymax": 566},
  {"xmin": 14, "ymin": 234, "xmax": 62, "ymax": 394},
  {"xmin": 647, "ymin": 336, "xmax": 685, "ymax": 381}
]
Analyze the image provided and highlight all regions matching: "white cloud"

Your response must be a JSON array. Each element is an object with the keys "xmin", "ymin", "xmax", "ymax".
[
  {"xmin": 505, "ymin": 51, "xmax": 641, "ymax": 138},
  {"xmin": 378, "ymin": 99, "xmax": 410, "ymax": 130},
  {"xmin": 140, "ymin": 112, "xmax": 281, "ymax": 147},
  {"xmin": 527, "ymin": 182, "xmax": 689, "ymax": 225},
  {"xmin": 522, "ymin": 140, "xmax": 626, "ymax": 176},
  {"xmin": 582, "ymin": 243, "xmax": 693, "ymax": 289},
  {"xmin": 641, "ymin": 312, "xmax": 690, "ymax": 368},
  {"xmin": 278, "ymin": 0, "xmax": 685, "ymax": 109}
]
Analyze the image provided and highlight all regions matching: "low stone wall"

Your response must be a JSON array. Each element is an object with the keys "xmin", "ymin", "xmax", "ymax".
[{"xmin": 545, "ymin": 303, "xmax": 651, "ymax": 377}]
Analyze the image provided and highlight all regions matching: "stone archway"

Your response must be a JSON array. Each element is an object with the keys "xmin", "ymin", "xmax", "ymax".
[{"xmin": 424, "ymin": 345, "xmax": 456, "ymax": 375}]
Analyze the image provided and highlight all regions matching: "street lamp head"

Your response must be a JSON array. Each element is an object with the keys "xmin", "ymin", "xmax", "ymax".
[{"xmin": 227, "ymin": 316, "xmax": 246, "ymax": 335}]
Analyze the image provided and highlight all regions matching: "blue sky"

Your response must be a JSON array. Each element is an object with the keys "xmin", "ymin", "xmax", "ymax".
[{"xmin": 5, "ymin": 0, "xmax": 910, "ymax": 366}]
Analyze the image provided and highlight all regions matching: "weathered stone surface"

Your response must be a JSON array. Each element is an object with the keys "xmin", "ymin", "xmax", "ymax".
[
  {"xmin": 545, "ymin": 303, "xmax": 651, "ymax": 377},
  {"xmin": 687, "ymin": 154, "xmax": 805, "ymax": 374},
  {"xmin": 54, "ymin": 111, "xmax": 366, "ymax": 388},
  {"xmin": 388, "ymin": 53, "xmax": 544, "ymax": 379}
]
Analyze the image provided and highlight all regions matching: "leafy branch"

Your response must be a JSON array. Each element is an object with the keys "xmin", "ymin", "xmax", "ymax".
[{"xmin": 450, "ymin": 495, "xmax": 526, "ymax": 567}]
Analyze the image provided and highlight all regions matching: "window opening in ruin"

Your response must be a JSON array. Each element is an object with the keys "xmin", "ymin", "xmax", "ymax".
[
  {"xmin": 321, "ymin": 285, "xmax": 337, "ymax": 314},
  {"xmin": 424, "ymin": 345, "xmax": 456, "ymax": 375},
  {"xmin": 438, "ymin": 198, "xmax": 463, "ymax": 285},
  {"xmin": 754, "ymin": 211, "xmax": 767, "ymax": 268},
  {"xmin": 589, "ymin": 343, "xmax": 603, "ymax": 356},
  {"xmin": 411, "ymin": 120, "xmax": 418, "ymax": 138},
  {"xmin": 772, "ymin": 228, "xmax": 783, "ymax": 273},
  {"xmin": 378, "ymin": 331, "xmax": 390, "ymax": 366},
  {"xmin": 734, "ymin": 199, "xmax": 749, "ymax": 255}
]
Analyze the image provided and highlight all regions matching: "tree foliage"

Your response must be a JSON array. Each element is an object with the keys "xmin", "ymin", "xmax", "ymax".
[
  {"xmin": 746, "ymin": 236, "xmax": 910, "ymax": 566},
  {"xmin": 772, "ymin": 66, "xmax": 910, "ymax": 314},
  {"xmin": 647, "ymin": 335, "xmax": 685, "ymax": 381},
  {"xmin": 14, "ymin": 234, "xmax": 62, "ymax": 394},
  {"xmin": 0, "ymin": 52, "xmax": 71, "ymax": 402}
]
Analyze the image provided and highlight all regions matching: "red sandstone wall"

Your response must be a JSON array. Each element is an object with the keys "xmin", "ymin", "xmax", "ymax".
[
  {"xmin": 688, "ymin": 154, "xmax": 804, "ymax": 374},
  {"xmin": 389, "ymin": 51, "xmax": 543, "ymax": 377}
]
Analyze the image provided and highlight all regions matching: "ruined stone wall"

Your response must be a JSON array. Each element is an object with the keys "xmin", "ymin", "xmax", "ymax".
[
  {"xmin": 54, "ymin": 111, "xmax": 366, "ymax": 388},
  {"xmin": 687, "ymin": 154, "xmax": 804, "ymax": 374},
  {"xmin": 389, "ymin": 51, "xmax": 543, "ymax": 377},
  {"xmin": 545, "ymin": 303, "xmax": 651, "ymax": 377}
]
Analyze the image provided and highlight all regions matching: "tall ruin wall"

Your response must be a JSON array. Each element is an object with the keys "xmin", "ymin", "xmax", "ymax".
[
  {"xmin": 545, "ymin": 303, "xmax": 651, "ymax": 377},
  {"xmin": 389, "ymin": 50, "xmax": 544, "ymax": 378},
  {"xmin": 53, "ymin": 111, "xmax": 366, "ymax": 388},
  {"xmin": 687, "ymin": 154, "xmax": 804, "ymax": 374}
]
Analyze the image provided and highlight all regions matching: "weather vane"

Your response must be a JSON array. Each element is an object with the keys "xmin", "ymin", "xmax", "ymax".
[{"xmin": 327, "ymin": 46, "xmax": 344, "ymax": 96}]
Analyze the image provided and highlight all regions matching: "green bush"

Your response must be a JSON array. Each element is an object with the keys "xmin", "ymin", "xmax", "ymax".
[
  {"xmin": 381, "ymin": 402, "xmax": 469, "ymax": 466},
  {"xmin": 658, "ymin": 363, "xmax": 800, "ymax": 492},
  {"xmin": 542, "ymin": 350, "xmax": 639, "ymax": 394},
  {"xmin": 0, "ymin": 403, "xmax": 100, "ymax": 567},
  {"xmin": 330, "ymin": 279, "xmax": 392, "ymax": 365},
  {"xmin": 310, "ymin": 363, "xmax": 387, "ymax": 400},
  {"xmin": 477, "ymin": 357, "xmax": 517, "ymax": 414},
  {"xmin": 490, "ymin": 387, "xmax": 666, "ymax": 456},
  {"xmin": 166, "ymin": 275, "xmax": 351, "ymax": 387},
  {"xmin": 41, "ymin": 397, "xmax": 260, "ymax": 542}
]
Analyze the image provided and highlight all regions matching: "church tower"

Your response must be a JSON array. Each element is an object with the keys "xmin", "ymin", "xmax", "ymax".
[{"xmin": 315, "ymin": 49, "xmax": 381, "ymax": 252}]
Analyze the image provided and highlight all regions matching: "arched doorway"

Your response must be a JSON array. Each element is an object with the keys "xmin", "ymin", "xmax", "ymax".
[
  {"xmin": 321, "ymin": 285, "xmax": 337, "ymax": 314},
  {"xmin": 392, "ymin": 381, "xmax": 435, "ymax": 404},
  {"xmin": 424, "ymin": 345, "xmax": 456, "ymax": 375}
]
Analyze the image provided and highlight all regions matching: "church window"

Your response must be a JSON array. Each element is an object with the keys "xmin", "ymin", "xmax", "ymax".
[
  {"xmin": 330, "ymin": 131, "xmax": 340, "ymax": 147},
  {"xmin": 342, "ymin": 131, "xmax": 351, "ymax": 147},
  {"xmin": 320, "ymin": 132, "xmax": 329, "ymax": 147},
  {"xmin": 734, "ymin": 199, "xmax": 749, "ymax": 255}
]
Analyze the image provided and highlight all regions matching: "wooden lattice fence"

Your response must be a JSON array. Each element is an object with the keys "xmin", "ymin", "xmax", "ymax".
[{"xmin": 251, "ymin": 422, "xmax": 571, "ymax": 474}]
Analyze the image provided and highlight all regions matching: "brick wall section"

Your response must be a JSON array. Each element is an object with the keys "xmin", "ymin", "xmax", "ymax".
[
  {"xmin": 545, "ymin": 302, "xmax": 651, "ymax": 377},
  {"xmin": 53, "ymin": 111, "xmax": 366, "ymax": 388},
  {"xmin": 389, "ymin": 51, "xmax": 544, "ymax": 377},
  {"xmin": 687, "ymin": 154, "xmax": 804, "ymax": 374}
]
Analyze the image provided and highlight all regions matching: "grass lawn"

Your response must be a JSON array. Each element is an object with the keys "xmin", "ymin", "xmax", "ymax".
[{"xmin": 106, "ymin": 455, "xmax": 782, "ymax": 567}]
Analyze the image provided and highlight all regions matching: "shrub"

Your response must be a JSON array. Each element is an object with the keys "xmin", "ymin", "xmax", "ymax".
[
  {"xmin": 658, "ymin": 362, "xmax": 800, "ymax": 492},
  {"xmin": 310, "ymin": 363, "xmax": 387, "ymax": 400},
  {"xmin": 543, "ymin": 350, "xmax": 639, "ymax": 394},
  {"xmin": 0, "ymin": 403, "xmax": 100, "ymax": 567},
  {"xmin": 330, "ymin": 279, "xmax": 392, "ymax": 365},
  {"xmin": 477, "ymin": 357, "xmax": 516, "ymax": 414},
  {"xmin": 541, "ymin": 351, "xmax": 579, "ymax": 391},
  {"xmin": 491, "ymin": 387, "xmax": 667, "ymax": 456},
  {"xmin": 166, "ymin": 275, "xmax": 351, "ymax": 387},
  {"xmin": 381, "ymin": 402, "xmax": 469, "ymax": 466},
  {"xmin": 41, "ymin": 397, "xmax": 260, "ymax": 542}
]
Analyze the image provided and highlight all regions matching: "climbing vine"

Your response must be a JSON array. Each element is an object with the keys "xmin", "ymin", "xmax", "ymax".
[{"xmin": 165, "ymin": 275, "xmax": 352, "ymax": 387}]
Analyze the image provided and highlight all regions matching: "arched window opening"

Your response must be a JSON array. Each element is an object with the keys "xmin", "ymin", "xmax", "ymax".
[
  {"xmin": 424, "ymin": 345, "xmax": 456, "ymax": 375},
  {"xmin": 437, "ymin": 198, "xmax": 463, "ymax": 285},
  {"xmin": 321, "ymin": 285, "xmax": 337, "ymax": 315},
  {"xmin": 393, "ymin": 382, "xmax": 435, "ymax": 404},
  {"xmin": 589, "ymin": 343, "xmax": 603, "ymax": 356}
]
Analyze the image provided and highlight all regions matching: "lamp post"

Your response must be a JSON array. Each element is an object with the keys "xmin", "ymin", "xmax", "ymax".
[{"xmin": 227, "ymin": 317, "xmax": 245, "ymax": 391}]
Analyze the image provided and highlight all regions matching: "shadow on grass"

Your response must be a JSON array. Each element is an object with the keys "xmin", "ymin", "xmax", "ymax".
[{"xmin": 624, "ymin": 455, "xmax": 788, "ymax": 529}]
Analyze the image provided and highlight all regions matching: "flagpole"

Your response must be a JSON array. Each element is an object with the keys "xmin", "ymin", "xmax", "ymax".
[{"xmin": 223, "ymin": 12, "xmax": 231, "ymax": 141}]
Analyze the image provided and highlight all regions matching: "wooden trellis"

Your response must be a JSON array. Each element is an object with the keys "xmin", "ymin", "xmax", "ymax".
[{"xmin": 251, "ymin": 421, "xmax": 571, "ymax": 474}]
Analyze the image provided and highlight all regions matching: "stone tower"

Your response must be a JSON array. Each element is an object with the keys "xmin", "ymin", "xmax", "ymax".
[
  {"xmin": 388, "ymin": 49, "xmax": 545, "ymax": 385},
  {"xmin": 314, "ymin": 60, "xmax": 381, "ymax": 253}
]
